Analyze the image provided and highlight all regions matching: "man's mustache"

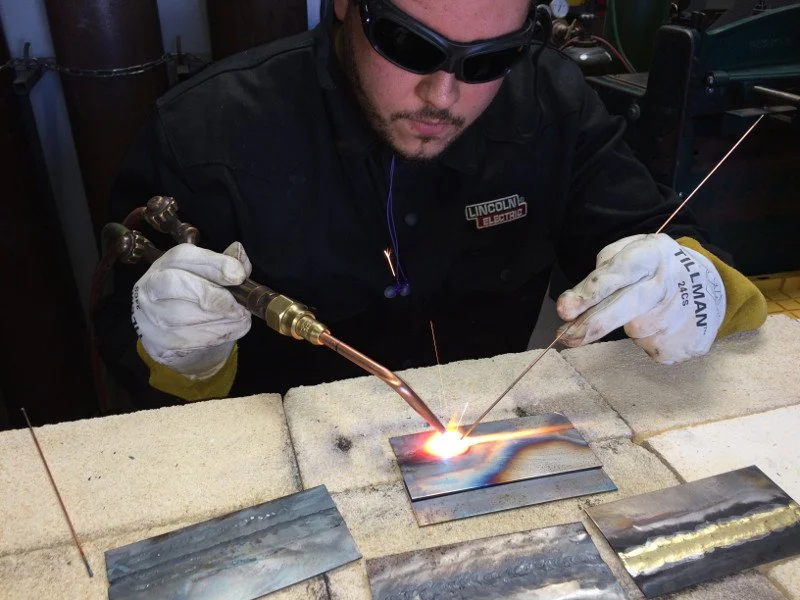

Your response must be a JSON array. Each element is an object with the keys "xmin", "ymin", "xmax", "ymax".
[{"xmin": 391, "ymin": 107, "xmax": 465, "ymax": 128}]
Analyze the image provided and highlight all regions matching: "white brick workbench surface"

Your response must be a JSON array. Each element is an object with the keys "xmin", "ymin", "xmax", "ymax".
[
  {"xmin": 284, "ymin": 314, "xmax": 797, "ymax": 599},
  {"xmin": 0, "ymin": 315, "xmax": 796, "ymax": 599},
  {"xmin": 0, "ymin": 395, "xmax": 324, "ymax": 600}
]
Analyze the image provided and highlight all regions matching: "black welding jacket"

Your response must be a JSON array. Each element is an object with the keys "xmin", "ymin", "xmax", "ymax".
[{"xmin": 97, "ymin": 21, "xmax": 706, "ymax": 407}]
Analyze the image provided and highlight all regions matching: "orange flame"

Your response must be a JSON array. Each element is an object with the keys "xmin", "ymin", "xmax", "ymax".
[{"xmin": 423, "ymin": 422, "xmax": 573, "ymax": 459}]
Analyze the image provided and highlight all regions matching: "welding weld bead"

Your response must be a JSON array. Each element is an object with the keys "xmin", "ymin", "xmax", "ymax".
[
  {"xmin": 384, "ymin": 285, "xmax": 398, "ymax": 299},
  {"xmin": 399, "ymin": 283, "xmax": 411, "ymax": 297}
]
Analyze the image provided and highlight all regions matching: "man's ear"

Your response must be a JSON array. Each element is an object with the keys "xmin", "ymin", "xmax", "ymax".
[{"xmin": 333, "ymin": 0, "xmax": 351, "ymax": 22}]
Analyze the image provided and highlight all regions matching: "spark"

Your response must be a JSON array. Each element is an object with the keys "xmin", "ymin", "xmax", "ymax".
[
  {"xmin": 456, "ymin": 402, "xmax": 469, "ymax": 430},
  {"xmin": 383, "ymin": 248, "xmax": 396, "ymax": 278}
]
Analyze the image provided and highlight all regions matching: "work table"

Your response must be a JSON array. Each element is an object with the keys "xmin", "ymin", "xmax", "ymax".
[{"xmin": 1, "ymin": 314, "xmax": 798, "ymax": 599}]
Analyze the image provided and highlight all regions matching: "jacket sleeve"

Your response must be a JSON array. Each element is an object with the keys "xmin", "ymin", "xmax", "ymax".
[
  {"xmin": 93, "ymin": 110, "xmax": 239, "ymax": 407},
  {"xmin": 554, "ymin": 75, "xmax": 766, "ymax": 337}
]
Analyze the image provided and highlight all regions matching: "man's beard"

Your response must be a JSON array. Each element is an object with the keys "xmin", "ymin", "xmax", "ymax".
[{"xmin": 339, "ymin": 26, "xmax": 466, "ymax": 162}]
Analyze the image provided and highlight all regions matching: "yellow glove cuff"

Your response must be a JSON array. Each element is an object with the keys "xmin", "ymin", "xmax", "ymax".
[
  {"xmin": 677, "ymin": 237, "xmax": 767, "ymax": 338},
  {"xmin": 136, "ymin": 340, "xmax": 239, "ymax": 402}
]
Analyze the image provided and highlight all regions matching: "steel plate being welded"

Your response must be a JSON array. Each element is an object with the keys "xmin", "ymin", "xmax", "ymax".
[
  {"xmin": 587, "ymin": 465, "xmax": 800, "ymax": 598},
  {"xmin": 367, "ymin": 522, "xmax": 627, "ymax": 600},
  {"xmin": 389, "ymin": 413, "xmax": 616, "ymax": 525},
  {"xmin": 390, "ymin": 413, "xmax": 602, "ymax": 501}
]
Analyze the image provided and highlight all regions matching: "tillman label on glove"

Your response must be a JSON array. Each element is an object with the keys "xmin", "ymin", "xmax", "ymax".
[
  {"xmin": 674, "ymin": 248, "xmax": 711, "ymax": 330},
  {"xmin": 465, "ymin": 194, "xmax": 528, "ymax": 230}
]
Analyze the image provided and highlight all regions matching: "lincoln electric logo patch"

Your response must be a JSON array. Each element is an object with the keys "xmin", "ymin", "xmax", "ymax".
[{"xmin": 465, "ymin": 194, "xmax": 528, "ymax": 230}]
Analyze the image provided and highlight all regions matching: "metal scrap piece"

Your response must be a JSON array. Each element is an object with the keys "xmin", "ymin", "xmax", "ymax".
[
  {"xmin": 390, "ymin": 413, "xmax": 601, "ymax": 501},
  {"xmin": 105, "ymin": 485, "xmax": 361, "ymax": 600},
  {"xmin": 412, "ymin": 467, "xmax": 616, "ymax": 526},
  {"xmin": 586, "ymin": 465, "xmax": 800, "ymax": 598},
  {"xmin": 367, "ymin": 522, "xmax": 628, "ymax": 600}
]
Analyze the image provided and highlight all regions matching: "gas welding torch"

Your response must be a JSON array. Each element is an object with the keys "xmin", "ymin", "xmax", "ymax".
[{"xmin": 100, "ymin": 196, "xmax": 446, "ymax": 434}]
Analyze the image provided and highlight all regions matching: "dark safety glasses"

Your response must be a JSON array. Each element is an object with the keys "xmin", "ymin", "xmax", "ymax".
[{"xmin": 358, "ymin": 0, "xmax": 535, "ymax": 84}]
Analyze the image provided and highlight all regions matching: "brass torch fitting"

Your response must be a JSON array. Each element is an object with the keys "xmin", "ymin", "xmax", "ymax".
[{"xmin": 265, "ymin": 295, "xmax": 328, "ymax": 345}]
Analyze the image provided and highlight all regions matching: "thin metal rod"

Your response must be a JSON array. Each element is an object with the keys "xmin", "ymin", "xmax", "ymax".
[
  {"xmin": 461, "ymin": 327, "xmax": 571, "ymax": 439},
  {"xmin": 465, "ymin": 115, "xmax": 764, "ymax": 438},
  {"xmin": 430, "ymin": 321, "xmax": 447, "ymax": 417},
  {"xmin": 21, "ymin": 408, "xmax": 94, "ymax": 577},
  {"xmin": 319, "ymin": 332, "xmax": 446, "ymax": 433},
  {"xmin": 656, "ymin": 115, "xmax": 764, "ymax": 234}
]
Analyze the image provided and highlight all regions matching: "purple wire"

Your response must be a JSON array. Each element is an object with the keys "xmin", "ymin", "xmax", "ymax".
[{"xmin": 386, "ymin": 155, "xmax": 409, "ymax": 286}]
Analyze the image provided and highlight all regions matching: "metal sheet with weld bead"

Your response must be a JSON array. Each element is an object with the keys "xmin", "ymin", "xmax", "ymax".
[
  {"xmin": 587, "ymin": 465, "xmax": 800, "ymax": 598},
  {"xmin": 367, "ymin": 521, "xmax": 628, "ymax": 600},
  {"xmin": 104, "ymin": 485, "xmax": 361, "ymax": 600}
]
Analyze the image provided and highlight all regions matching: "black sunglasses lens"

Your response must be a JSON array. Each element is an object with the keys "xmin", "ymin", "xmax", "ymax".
[
  {"xmin": 463, "ymin": 46, "xmax": 525, "ymax": 83},
  {"xmin": 372, "ymin": 18, "xmax": 446, "ymax": 73}
]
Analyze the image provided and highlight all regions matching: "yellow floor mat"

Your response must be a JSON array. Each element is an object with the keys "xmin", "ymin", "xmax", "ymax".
[{"xmin": 750, "ymin": 271, "xmax": 800, "ymax": 320}]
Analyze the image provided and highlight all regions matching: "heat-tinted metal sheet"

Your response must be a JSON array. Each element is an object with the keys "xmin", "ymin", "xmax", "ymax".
[
  {"xmin": 587, "ymin": 465, "xmax": 800, "ymax": 598},
  {"xmin": 367, "ymin": 521, "xmax": 628, "ymax": 599},
  {"xmin": 412, "ymin": 467, "xmax": 617, "ymax": 526},
  {"xmin": 390, "ymin": 413, "xmax": 601, "ymax": 501},
  {"xmin": 105, "ymin": 485, "xmax": 361, "ymax": 600}
]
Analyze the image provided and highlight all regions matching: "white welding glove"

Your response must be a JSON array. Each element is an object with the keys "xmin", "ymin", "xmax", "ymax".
[
  {"xmin": 132, "ymin": 242, "xmax": 252, "ymax": 379},
  {"xmin": 556, "ymin": 234, "xmax": 726, "ymax": 364}
]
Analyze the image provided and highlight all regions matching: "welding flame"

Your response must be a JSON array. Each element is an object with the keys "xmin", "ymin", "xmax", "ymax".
[
  {"xmin": 424, "ymin": 430, "xmax": 469, "ymax": 458},
  {"xmin": 423, "ymin": 420, "xmax": 573, "ymax": 459},
  {"xmin": 422, "ymin": 415, "xmax": 470, "ymax": 458}
]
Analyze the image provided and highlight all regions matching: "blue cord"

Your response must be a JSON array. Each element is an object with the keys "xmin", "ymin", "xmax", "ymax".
[{"xmin": 385, "ymin": 155, "xmax": 411, "ymax": 296}]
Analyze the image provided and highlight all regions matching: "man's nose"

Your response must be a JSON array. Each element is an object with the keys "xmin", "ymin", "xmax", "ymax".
[{"xmin": 415, "ymin": 70, "xmax": 460, "ymax": 111}]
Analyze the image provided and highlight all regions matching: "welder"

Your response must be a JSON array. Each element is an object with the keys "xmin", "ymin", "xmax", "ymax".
[{"xmin": 96, "ymin": 0, "xmax": 767, "ymax": 408}]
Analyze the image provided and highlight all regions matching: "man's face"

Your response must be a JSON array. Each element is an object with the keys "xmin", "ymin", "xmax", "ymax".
[{"xmin": 335, "ymin": 0, "xmax": 531, "ymax": 161}]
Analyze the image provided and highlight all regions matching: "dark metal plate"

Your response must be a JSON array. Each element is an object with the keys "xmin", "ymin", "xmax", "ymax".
[
  {"xmin": 105, "ymin": 485, "xmax": 361, "ymax": 600},
  {"xmin": 367, "ymin": 521, "xmax": 628, "ymax": 599},
  {"xmin": 412, "ymin": 467, "xmax": 616, "ymax": 526},
  {"xmin": 390, "ymin": 413, "xmax": 601, "ymax": 501},
  {"xmin": 586, "ymin": 465, "xmax": 800, "ymax": 598}
]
